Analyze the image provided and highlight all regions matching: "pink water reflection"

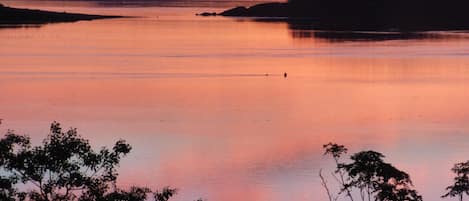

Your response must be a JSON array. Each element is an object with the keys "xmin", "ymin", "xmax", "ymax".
[{"xmin": 2, "ymin": 4, "xmax": 469, "ymax": 201}]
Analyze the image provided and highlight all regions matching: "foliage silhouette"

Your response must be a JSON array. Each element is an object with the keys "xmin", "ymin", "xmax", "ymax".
[
  {"xmin": 154, "ymin": 187, "xmax": 177, "ymax": 201},
  {"xmin": 321, "ymin": 143, "xmax": 422, "ymax": 201},
  {"xmin": 0, "ymin": 122, "xmax": 177, "ymax": 201},
  {"xmin": 443, "ymin": 161, "xmax": 469, "ymax": 201},
  {"xmin": 322, "ymin": 143, "xmax": 354, "ymax": 201},
  {"xmin": 0, "ymin": 5, "xmax": 121, "ymax": 25}
]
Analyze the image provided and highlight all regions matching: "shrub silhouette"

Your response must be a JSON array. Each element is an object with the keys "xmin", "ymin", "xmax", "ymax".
[
  {"xmin": 322, "ymin": 143, "xmax": 354, "ymax": 201},
  {"xmin": 321, "ymin": 143, "xmax": 422, "ymax": 201},
  {"xmin": 0, "ymin": 122, "xmax": 176, "ymax": 201},
  {"xmin": 443, "ymin": 161, "xmax": 469, "ymax": 201}
]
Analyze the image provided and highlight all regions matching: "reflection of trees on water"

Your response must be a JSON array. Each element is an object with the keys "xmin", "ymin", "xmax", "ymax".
[
  {"xmin": 287, "ymin": 21, "xmax": 443, "ymax": 42},
  {"xmin": 290, "ymin": 30, "xmax": 442, "ymax": 42}
]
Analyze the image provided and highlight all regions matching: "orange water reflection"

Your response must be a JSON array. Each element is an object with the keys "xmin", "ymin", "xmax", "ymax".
[{"xmin": 2, "ymin": 5, "xmax": 469, "ymax": 201}]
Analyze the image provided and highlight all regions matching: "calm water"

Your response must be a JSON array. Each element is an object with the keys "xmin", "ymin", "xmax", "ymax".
[{"xmin": 3, "ymin": 2, "xmax": 469, "ymax": 201}]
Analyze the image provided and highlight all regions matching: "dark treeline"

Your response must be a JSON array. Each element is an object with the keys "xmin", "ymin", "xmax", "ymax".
[
  {"xmin": 218, "ymin": 0, "xmax": 469, "ymax": 31},
  {"xmin": 0, "ymin": 5, "xmax": 121, "ymax": 25},
  {"xmin": 288, "ymin": 0, "xmax": 469, "ymax": 30}
]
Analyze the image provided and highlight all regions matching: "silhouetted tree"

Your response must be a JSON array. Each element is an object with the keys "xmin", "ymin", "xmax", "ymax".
[
  {"xmin": 154, "ymin": 187, "xmax": 177, "ymax": 201},
  {"xmin": 0, "ymin": 122, "xmax": 177, "ymax": 201},
  {"xmin": 322, "ymin": 143, "xmax": 354, "ymax": 201},
  {"xmin": 342, "ymin": 150, "xmax": 422, "ymax": 201},
  {"xmin": 321, "ymin": 143, "xmax": 422, "ymax": 201},
  {"xmin": 443, "ymin": 161, "xmax": 469, "ymax": 201}
]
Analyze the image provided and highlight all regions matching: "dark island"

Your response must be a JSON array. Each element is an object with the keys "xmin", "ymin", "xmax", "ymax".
[
  {"xmin": 204, "ymin": 0, "xmax": 469, "ymax": 31},
  {"xmin": 0, "ymin": 3, "xmax": 122, "ymax": 25}
]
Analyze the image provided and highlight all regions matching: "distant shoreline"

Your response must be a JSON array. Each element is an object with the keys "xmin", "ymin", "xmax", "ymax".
[
  {"xmin": 0, "ymin": 4, "xmax": 123, "ymax": 25},
  {"xmin": 199, "ymin": 1, "xmax": 469, "ymax": 31}
]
